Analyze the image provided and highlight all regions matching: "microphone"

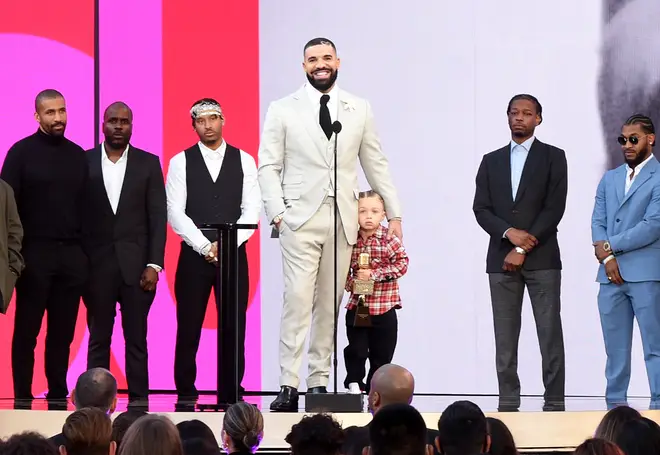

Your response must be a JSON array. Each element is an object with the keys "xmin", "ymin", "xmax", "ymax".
[
  {"xmin": 332, "ymin": 121, "xmax": 342, "ymax": 135},
  {"xmin": 331, "ymin": 119, "xmax": 341, "ymax": 394}
]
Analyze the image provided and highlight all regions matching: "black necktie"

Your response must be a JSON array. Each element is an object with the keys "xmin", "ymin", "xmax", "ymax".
[{"xmin": 320, "ymin": 94, "xmax": 332, "ymax": 140}]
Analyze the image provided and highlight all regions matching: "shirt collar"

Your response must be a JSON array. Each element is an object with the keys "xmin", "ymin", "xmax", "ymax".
[
  {"xmin": 305, "ymin": 82, "xmax": 338, "ymax": 106},
  {"xmin": 358, "ymin": 224, "xmax": 387, "ymax": 245},
  {"xmin": 627, "ymin": 153, "xmax": 654, "ymax": 175},
  {"xmin": 101, "ymin": 143, "xmax": 129, "ymax": 162},
  {"xmin": 510, "ymin": 136, "xmax": 535, "ymax": 153},
  {"xmin": 198, "ymin": 140, "xmax": 226, "ymax": 159}
]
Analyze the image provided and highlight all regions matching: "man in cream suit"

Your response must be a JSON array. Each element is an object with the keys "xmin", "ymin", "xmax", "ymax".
[{"xmin": 258, "ymin": 37, "xmax": 403, "ymax": 411}]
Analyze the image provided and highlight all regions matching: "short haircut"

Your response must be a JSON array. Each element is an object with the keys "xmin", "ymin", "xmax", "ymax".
[
  {"xmin": 304, "ymin": 37, "xmax": 337, "ymax": 55},
  {"xmin": 437, "ymin": 401, "xmax": 488, "ymax": 455},
  {"xmin": 1, "ymin": 432, "xmax": 59, "ymax": 455},
  {"xmin": 112, "ymin": 410, "xmax": 148, "ymax": 451},
  {"xmin": 368, "ymin": 403, "xmax": 428, "ymax": 455},
  {"xmin": 285, "ymin": 414, "xmax": 344, "ymax": 455},
  {"xmin": 624, "ymin": 114, "xmax": 656, "ymax": 135},
  {"xmin": 61, "ymin": 407, "xmax": 113, "ymax": 455},
  {"xmin": 35, "ymin": 89, "xmax": 64, "ymax": 112},
  {"xmin": 73, "ymin": 368, "xmax": 117, "ymax": 412},
  {"xmin": 506, "ymin": 94, "xmax": 543, "ymax": 121}
]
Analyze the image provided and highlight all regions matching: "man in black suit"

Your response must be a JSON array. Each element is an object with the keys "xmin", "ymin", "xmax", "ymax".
[
  {"xmin": 342, "ymin": 364, "xmax": 439, "ymax": 455},
  {"xmin": 473, "ymin": 94, "xmax": 568, "ymax": 412},
  {"xmin": 82, "ymin": 102, "xmax": 167, "ymax": 405}
]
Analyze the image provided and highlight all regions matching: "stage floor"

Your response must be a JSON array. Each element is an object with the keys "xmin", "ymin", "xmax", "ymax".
[{"xmin": 0, "ymin": 394, "xmax": 658, "ymax": 452}]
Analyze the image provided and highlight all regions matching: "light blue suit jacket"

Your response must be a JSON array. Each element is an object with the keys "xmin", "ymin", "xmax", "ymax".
[{"xmin": 591, "ymin": 156, "xmax": 660, "ymax": 283}]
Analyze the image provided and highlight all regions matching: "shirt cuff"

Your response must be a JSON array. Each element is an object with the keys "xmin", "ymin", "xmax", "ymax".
[
  {"xmin": 147, "ymin": 264, "xmax": 162, "ymax": 272},
  {"xmin": 199, "ymin": 242, "xmax": 212, "ymax": 256},
  {"xmin": 503, "ymin": 228, "xmax": 512, "ymax": 239}
]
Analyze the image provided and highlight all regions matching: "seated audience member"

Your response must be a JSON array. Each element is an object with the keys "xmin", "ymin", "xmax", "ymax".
[
  {"xmin": 111, "ymin": 411, "xmax": 147, "ymax": 452},
  {"xmin": 343, "ymin": 364, "xmax": 439, "ymax": 455},
  {"xmin": 574, "ymin": 439, "xmax": 623, "ymax": 455},
  {"xmin": 51, "ymin": 368, "xmax": 118, "ymax": 447},
  {"xmin": 436, "ymin": 401, "xmax": 490, "ymax": 455},
  {"xmin": 594, "ymin": 406, "xmax": 641, "ymax": 442},
  {"xmin": 614, "ymin": 417, "xmax": 660, "ymax": 455},
  {"xmin": 118, "ymin": 414, "xmax": 183, "ymax": 455},
  {"xmin": 181, "ymin": 439, "xmax": 220, "ymax": 455},
  {"xmin": 285, "ymin": 414, "xmax": 344, "ymax": 455},
  {"xmin": 59, "ymin": 407, "xmax": 114, "ymax": 455},
  {"xmin": 367, "ymin": 403, "xmax": 433, "ymax": 455},
  {"xmin": 177, "ymin": 420, "xmax": 218, "ymax": 447},
  {"xmin": 486, "ymin": 418, "xmax": 517, "ymax": 455},
  {"xmin": 0, "ymin": 432, "xmax": 59, "ymax": 455},
  {"xmin": 221, "ymin": 402, "xmax": 264, "ymax": 454}
]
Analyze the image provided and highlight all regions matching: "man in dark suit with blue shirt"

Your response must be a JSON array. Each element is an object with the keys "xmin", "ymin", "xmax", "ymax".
[
  {"xmin": 473, "ymin": 94, "xmax": 568, "ymax": 412},
  {"xmin": 592, "ymin": 114, "xmax": 660, "ymax": 409}
]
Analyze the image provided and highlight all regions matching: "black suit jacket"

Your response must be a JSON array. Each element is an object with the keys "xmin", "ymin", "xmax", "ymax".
[
  {"xmin": 342, "ymin": 423, "xmax": 440, "ymax": 455},
  {"xmin": 473, "ymin": 139, "xmax": 568, "ymax": 273},
  {"xmin": 82, "ymin": 145, "xmax": 167, "ymax": 285}
]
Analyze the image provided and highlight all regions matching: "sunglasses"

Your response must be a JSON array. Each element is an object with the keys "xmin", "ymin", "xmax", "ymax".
[{"xmin": 617, "ymin": 134, "xmax": 648, "ymax": 146}]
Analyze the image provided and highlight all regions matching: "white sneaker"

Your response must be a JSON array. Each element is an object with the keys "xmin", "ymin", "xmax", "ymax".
[{"xmin": 347, "ymin": 383, "xmax": 362, "ymax": 394}]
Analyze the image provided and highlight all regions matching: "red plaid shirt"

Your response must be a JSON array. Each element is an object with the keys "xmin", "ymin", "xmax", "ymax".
[{"xmin": 345, "ymin": 224, "xmax": 409, "ymax": 315}]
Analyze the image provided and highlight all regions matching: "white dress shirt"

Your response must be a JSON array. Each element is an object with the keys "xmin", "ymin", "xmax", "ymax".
[
  {"xmin": 166, "ymin": 140, "xmax": 261, "ymax": 255},
  {"xmin": 305, "ymin": 82, "xmax": 339, "ymax": 123},
  {"xmin": 101, "ymin": 144, "xmax": 162, "ymax": 271},
  {"xmin": 625, "ymin": 153, "xmax": 654, "ymax": 194},
  {"xmin": 510, "ymin": 136, "xmax": 535, "ymax": 200}
]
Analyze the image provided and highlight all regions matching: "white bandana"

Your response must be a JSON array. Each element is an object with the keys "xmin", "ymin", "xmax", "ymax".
[{"xmin": 190, "ymin": 101, "xmax": 223, "ymax": 119}]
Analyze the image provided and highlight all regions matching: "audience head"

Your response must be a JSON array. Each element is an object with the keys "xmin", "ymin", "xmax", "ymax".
[
  {"xmin": 177, "ymin": 420, "xmax": 218, "ymax": 447},
  {"xmin": 59, "ymin": 407, "xmax": 114, "ymax": 455},
  {"xmin": 574, "ymin": 439, "xmax": 624, "ymax": 455},
  {"xmin": 111, "ymin": 411, "xmax": 148, "ymax": 452},
  {"xmin": 368, "ymin": 364, "xmax": 415, "ymax": 414},
  {"xmin": 486, "ymin": 417, "xmax": 517, "ymax": 455},
  {"xmin": 221, "ymin": 402, "xmax": 264, "ymax": 453},
  {"xmin": 181, "ymin": 439, "xmax": 221, "ymax": 455},
  {"xmin": 71, "ymin": 368, "xmax": 117, "ymax": 414},
  {"xmin": 436, "ymin": 401, "xmax": 489, "ymax": 455},
  {"xmin": 594, "ymin": 405, "xmax": 641, "ymax": 442},
  {"xmin": 117, "ymin": 414, "xmax": 183, "ymax": 455},
  {"xmin": 285, "ymin": 414, "xmax": 344, "ymax": 455},
  {"xmin": 1, "ymin": 432, "xmax": 59, "ymax": 455},
  {"xmin": 366, "ymin": 403, "xmax": 432, "ymax": 455},
  {"xmin": 614, "ymin": 417, "xmax": 660, "ymax": 455}
]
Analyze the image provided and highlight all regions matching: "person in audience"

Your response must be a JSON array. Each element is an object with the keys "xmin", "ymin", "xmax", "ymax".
[
  {"xmin": 59, "ymin": 407, "xmax": 115, "ymax": 455},
  {"xmin": 574, "ymin": 439, "xmax": 623, "ymax": 455},
  {"xmin": 614, "ymin": 417, "xmax": 660, "ymax": 455},
  {"xmin": 594, "ymin": 406, "xmax": 641, "ymax": 442},
  {"xmin": 221, "ymin": 402, "xmax": 264, "ymax": 454},
  {"xmin": 366, "ymin": 403, "xmax": 432, "ymax": 455},
  {"xmin": 343, "ymin": 364, "xmax": 439, "ymax": 455},
  {"xmin": 285, "ymin": 414, "xmax": 344, "ymax": 455},
  {"xmin": 50, "ymin": 368, "xmax": 118, "ymax": 447},
  {"xmin": 181, "ymin": 439, "xmax": 220, "ymax": 455},
  {"xmin": 436, "ymin": 401, "xmax": 490, "ymax": 455},
  {"xmin": 0, "ymin": 432, "xmax": 59, "ymax": 455},
  {"xmin": 111, "ymin": 411, "xmax": 147, "ymax": 452},
  {"xmin": 118, "ymin": 414, "xmax": 183, "ymax": 455},
  {"xmin": 177, "ymin": 420, "xmax": 218, "ymax": 445},
  {"xmin": 486, "ymin": 417, "xmax": 517, "ymax": 455}
]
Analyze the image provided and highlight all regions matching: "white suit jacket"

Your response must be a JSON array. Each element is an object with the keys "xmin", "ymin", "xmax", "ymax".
[{"xmin": 258, "ymin": 86, "xmax": 401, "ymax": 244}]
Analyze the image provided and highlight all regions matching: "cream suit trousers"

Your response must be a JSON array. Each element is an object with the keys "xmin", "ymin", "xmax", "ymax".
[{"xmin": 278, "ymin": 196, "xmax": 353, "ymax": 389}]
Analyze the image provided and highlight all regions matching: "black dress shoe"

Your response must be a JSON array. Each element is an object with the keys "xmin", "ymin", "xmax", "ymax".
[
  {"xmin": 543, "ymin": 401, "xmax": 565, "ymax": 412},
  {"xmin": 307, "ymin": 386, "xmax": 327, "ymax": 394},
  {"xmin": 270, "ymin": 386, "xmax": 299, "ymax": 412}
]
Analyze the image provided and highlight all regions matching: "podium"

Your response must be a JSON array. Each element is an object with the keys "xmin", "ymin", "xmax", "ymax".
[{"xmin": 197, "ymin": 222, "xmax": 258, "ymax": 411}]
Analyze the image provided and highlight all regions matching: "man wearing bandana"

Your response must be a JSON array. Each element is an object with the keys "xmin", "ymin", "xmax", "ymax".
[
  {"xmin": 259, "ymin": 37, "xmax": 402, "ymax": 411},
  {"xmin": 165, "ymin": 98, "xmax": 261, "ymax": 401}
]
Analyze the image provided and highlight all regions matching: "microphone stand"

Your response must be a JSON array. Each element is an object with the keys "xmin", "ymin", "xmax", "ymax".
[{"xmin": 305, "ymin": 120, "xmax": 363, "ymax": 412}]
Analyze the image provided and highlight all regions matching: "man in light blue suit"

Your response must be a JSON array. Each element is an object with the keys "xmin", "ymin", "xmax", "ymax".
[{"xmin": 592, "ymin": 114, "xmax": 660, "ymax": 408}]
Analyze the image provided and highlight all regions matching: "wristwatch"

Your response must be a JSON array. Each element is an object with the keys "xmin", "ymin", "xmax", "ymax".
[
  {"xmin": 603, "ymin": 241, "xmax": 612, "ymax": 253},
  {"xmin": 272, "ymin": 214, "xmax": 283, "ymax": 225},
  {"xmin": 515, "ymin": 247, "xmax": 526, "ymax": 255}
]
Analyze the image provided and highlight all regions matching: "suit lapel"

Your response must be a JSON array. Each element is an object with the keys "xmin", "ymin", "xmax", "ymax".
[
  {"xmin": 620, "ymin": 158, "xmax": 658, "ymax": 207},
  {"xmin": 514, "ymin": 139, "xmax": 543, "ymax": 205},
  {"xmin": 614, "ymin": 165, "xmax": 626, "ymax": 205},
  {"xmin": 494, "ymin": 146, "xmax": 514, "ymax": 204},
  {"xmin": 90, "ymin": 146, "xmax": 115, "ymax": 216},
  {"xmin": 115, "ymin": 146, "xmax": 136, "ymax": 216},
  {"xmin": 293, "ymin": 87, "xmax": 331, "ymax": 164}
]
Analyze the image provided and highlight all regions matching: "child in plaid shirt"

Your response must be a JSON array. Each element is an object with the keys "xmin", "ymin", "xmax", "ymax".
[{"xmin": 344, "ymin": 190, "xmax": 409, "ymax": 394}]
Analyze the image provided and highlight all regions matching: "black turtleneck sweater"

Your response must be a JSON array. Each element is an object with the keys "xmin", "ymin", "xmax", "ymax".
[{"xmin": 1, "ymin": 129, "xmax": 88, "ymax": 241}]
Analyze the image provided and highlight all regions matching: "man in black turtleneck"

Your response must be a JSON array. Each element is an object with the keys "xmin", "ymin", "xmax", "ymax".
[{"xmin": 1, "ymin": 89, "xmax": 89, "ymax": 402}]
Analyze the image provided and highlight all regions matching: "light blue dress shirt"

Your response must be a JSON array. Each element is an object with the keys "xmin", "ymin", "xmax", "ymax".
[{"xmin": 510, "ymin": 136, "xmax": 535, "ymax": 200}]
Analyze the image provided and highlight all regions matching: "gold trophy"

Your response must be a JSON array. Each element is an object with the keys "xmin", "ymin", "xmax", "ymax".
[{"xmin": 352, "ymin": 252, "xmax": 374, "ymax": 327}]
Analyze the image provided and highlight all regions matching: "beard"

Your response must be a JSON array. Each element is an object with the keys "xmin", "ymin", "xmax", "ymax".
[
  {"xmin": 624, "ymin": 149, "xmax": 651, "ymax": 167},
  {"xmin": 306, "ymin": 69, "xmax": 339, "ymax": 92}
]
